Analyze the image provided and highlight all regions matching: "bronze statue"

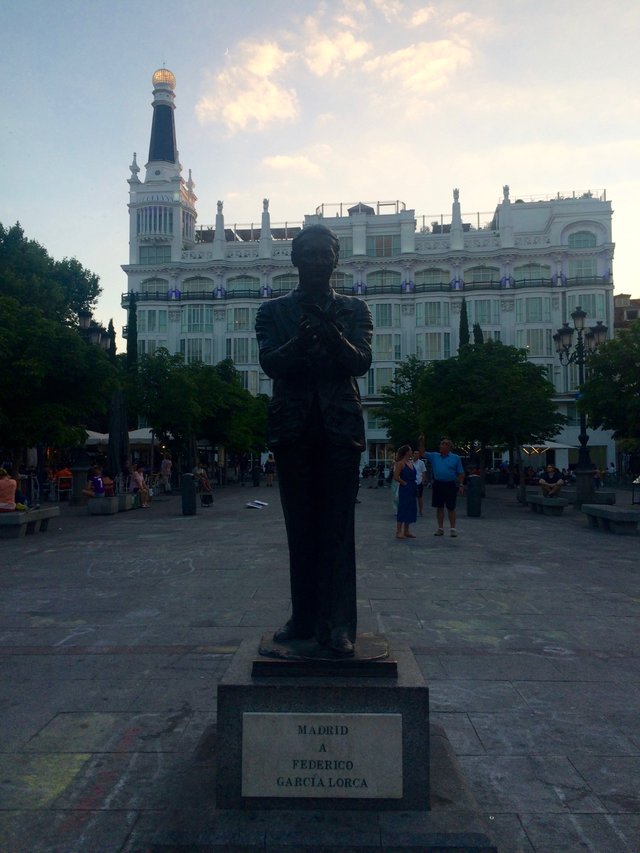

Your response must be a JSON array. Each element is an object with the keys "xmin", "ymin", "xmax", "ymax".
[{"xmin": 255, "ymin": 225, "xmax": 373, "ymax": 655}]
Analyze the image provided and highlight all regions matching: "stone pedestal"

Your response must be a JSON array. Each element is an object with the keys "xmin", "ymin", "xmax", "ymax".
[
  {"xmin": 87, "ymin": 496, "xmax": 119, "ymax": 515},
  {"xmin": 118, "ymin": 493, "xmax": 134, "ymax": 511},
  {"xmin": 216, "ymin": 637, "xmax": 429, "ymax": 811}
]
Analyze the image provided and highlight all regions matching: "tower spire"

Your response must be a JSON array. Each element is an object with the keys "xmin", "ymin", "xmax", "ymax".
[{"xmin": 148, "ymin": 68, "xmax": 178, "ymax": 164}]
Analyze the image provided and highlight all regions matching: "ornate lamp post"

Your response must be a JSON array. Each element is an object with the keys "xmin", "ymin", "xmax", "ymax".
[{"xmin": 553, "ymin": 306, "xmax": 608, "ymax": 506}]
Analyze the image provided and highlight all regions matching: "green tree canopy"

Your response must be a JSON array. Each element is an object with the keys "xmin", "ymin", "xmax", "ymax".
[
  {"xmin": 377, "ymin": 356, "xmax": 428, "ymax": 449},
  {"xmin": 579, "ymin": 320, "xmax": 640, "ymax": 447},
  {"xmin": 458, "ymin": 297, "xmax": 470, "ymax": 349},
  {"xmin": 0, "ymin": 223, "xmax": 101, "ymax": 323},
  {"xmin": 135, "ymin": 352, "xmax": 268, "ymax": 463},
  {"xmin": 0, "ymin": 296, "xmax": 116, "ymax": 452},
  {"xmin": 417, "ymin": 340, "xmax": 566, "ymax": 450}
]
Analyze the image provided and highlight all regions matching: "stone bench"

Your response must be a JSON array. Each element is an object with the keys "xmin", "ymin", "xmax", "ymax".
[
  {"xmin": 87, "ymin": 496, "xmax": 119, "ymax": 515},
  {"xmin": 526, "ymin": 495, "xmax": 569, "ymax": 516},
  {"xmin": 581, "ymin": 504, "xmax": 640, "ymax": 535},
  {"xmin": 526, "ymin": 488, "xmax": 616, "ymax": 505},
  {"xmin": 0, "ymin": 507, "xmax": 61, "ymax": 539}
]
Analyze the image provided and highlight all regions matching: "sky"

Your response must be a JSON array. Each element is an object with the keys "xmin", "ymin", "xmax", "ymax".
[{"xmin": 2, "ymin": 0, "xmax": 639, "ymax": 343}]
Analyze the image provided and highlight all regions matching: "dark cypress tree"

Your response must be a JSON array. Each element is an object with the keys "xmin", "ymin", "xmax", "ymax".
[
  {"xmin": 107, "ymin": 318, "xmax": 117, "ymax": 362},
  {"xmin": 126, "ymin": 292, "xmax": 138, "ymax": 368},
  {"xmin": 473, "ymin": 322, "xmax": 484, "ymax": 345},
  {"xmin": 459, "ymin": 297, "xmax": 470, "ymax": 349}
]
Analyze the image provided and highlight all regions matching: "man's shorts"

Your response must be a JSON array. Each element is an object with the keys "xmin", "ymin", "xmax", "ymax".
[
  {"xmin": 432, "ymin": 480, "xmax": 458, "ymax": 511},
  {"xmin": 416, "ymin": 483, "xmax": 424, "ymax": 498}
]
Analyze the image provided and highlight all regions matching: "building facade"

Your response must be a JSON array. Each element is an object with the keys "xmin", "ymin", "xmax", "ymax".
[{"xmin": 123, "ymin": 70, "xmax": 616, "ymax": 469}]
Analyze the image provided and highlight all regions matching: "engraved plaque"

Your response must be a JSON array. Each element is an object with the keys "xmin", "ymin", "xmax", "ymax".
[{"xmin": 242, "ymin": 712, "xmax": 402, "ymax": 798}]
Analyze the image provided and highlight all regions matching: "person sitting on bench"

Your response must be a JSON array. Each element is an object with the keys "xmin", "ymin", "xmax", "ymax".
[{"xmin": 539, "ymin": 464, "xmax": 564, "ymax": 497}]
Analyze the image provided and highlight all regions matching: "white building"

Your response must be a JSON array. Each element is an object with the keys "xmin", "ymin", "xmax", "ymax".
[{"xmin": 123, "ymin": 69, "xmax": 616, "ymax": 469}]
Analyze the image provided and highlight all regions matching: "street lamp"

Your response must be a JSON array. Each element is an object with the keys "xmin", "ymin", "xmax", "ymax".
[{"xmin": 553, "ymin": 306, "xmax": 608, "ymax": 505}]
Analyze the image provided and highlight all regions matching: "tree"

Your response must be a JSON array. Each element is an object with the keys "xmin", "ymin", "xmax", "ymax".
[
  {"xmin": 377, "ymin": 356, "xmax": 429, "ymax": 448},
  {"xmin": 417, "ymin": 340, "xmax": 566, "ymax": 456},
  {"xmin": 458, "ymin": 297, "xmax": 470, "ymax": 348},
  {"xmin": 473, "ymin": 322, "xmax": 484, "ymax": 345},
  {"xmin": 126, "ymin": 293, "xmax": 138, "ymax": 369},
  {"xmin": 579, "ymin": 320, "xmax": 640, "ymax": 448},
  {"xmin": 0, "ymin": 223, "xmax": 101, "ymax": 323},
  {"xmin": 0, "ymin": 296, "xmax": 116, "ymax": 454}
]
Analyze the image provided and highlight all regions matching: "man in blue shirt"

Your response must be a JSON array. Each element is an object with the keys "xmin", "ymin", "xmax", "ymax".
[{"xmin": 423, "ymin": 438, "xmax": 464, "ymax": 537}]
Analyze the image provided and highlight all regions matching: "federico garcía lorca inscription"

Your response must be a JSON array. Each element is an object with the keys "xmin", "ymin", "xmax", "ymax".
[{"xmin": 241, "ymin": 713, "xmax": 402, "ymax": 798}]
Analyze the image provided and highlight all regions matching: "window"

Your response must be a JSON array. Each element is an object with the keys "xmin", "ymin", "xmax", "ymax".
[
  {"xmin": 137, "ymin": 206, "xmax": 174, "ymax": 235},
  {"xmin": 568, "ymin": 258, "xmax": 596, "ymax": 279},
  {"xmin": 139, "ymin": 277, "xmax": 168, "ymax": 295},
  {"xmin": 472, "ymin": 299, "xmax": 500, "ymax": 325},
  {"xmin": 568, "ymin": 231, "xmax": 597, "ymax": 249},
  {"xmin": 567, "ymin": 292, "xmax": 606, "ymax": 320},
  {"xmin": 515, "ymin": 297, "xmax": 551, "ymax": 323},
  {"xmin": 338, "ymin": 235, "xmax": 353, "ymax": 258},
  {"xmin": 238, "ymin": 370, "xmax": 259, "ymax": 394},
  {"xmin": 225, "ymin": 337, "xmax": 258, "ymax": 364},
  {"xmin": 376, "ymin": 367, "xmax": 394, "ymax": 391},
  {"xmin": 373, "ymin": 334, "xmax": 401, "ymax": 360},
  {"xmin": 182, "ymin": 277, "xmax": 214, "ymax": 295},
  {"xmin": 374, "ymin": 303, "xmax": 401, "ymax": 327},
  {"xmin": 329, "ymin": 271, "xmax": 354, "ymax": 290},
  {"xmin": 367, "ymin": 270, "xmax": 401, "ymax": 289},
  {"xmin": 182, "ymin": 305, "xmax": 213, "ymax": 333},
  {"xmin": 368, "ymin": 409, "xmax": 386, "ymax": 429},
  {"xmin": 179, "ymin": 338, "xmax": 203, "ymax": 364},
  {"xmin": 415, "ymin": 268, "xmax": 449, "ymax": 286},
  {"xmin": 227, "ymin": 275, "xmax": 260, "ymax": 294},
  {"xmin": 139, "ymin": 245, "xmax": 171, "ymax": 265},
  {"xmin": 272, "ymin": 274, "xmax": 298, "ymax": 293},
  {"xmin": 466, "ymin": 266, "xmax": 499, "ymax": 284},
  {"xmin": 416, "ymin": 301, "xmax": 449, "ymax": 327},
  {"xmin": 443, "ymin": 332, "xmax": 451, "ymax": 358},
  {"xmin": 416, "ymin": 332, "xmax": 442, "ymax": 361},
  {"xmin": 226, "ymin": 307, "xmax": 253, "ymax": 331},
  {"xmin": 515, "ymin": 328, "xmax": 553, "ymax": 356},
  {"xmin": 366, "ymin": 234, "xmax": 400, "ymax": 257},
  {"xmin": 514, "ymin": 263, "xmax": 551, "ymax": 282}
]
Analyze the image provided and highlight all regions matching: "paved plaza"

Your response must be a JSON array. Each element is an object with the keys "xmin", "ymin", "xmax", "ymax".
[{"xmin": 0, "ymin": 481, "xmax": 638, "ymax": 852}]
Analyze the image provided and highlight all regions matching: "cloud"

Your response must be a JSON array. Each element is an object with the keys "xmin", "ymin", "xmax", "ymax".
[
  {"xmin": 303, "ymin": 27, "xmax": 371, "ymax": 77},
  {"xmin": 196, "ymin": 41, "xmax": 298, "ymax": 132},
  {"xmin": 410, "ymin": 6, "xmax": 435, "ymax": 27},
  {"xmin": 262, "ymin": 154, "xmax": 322, "ymax": 177},
  {"xmin": 364, "ymin": 38, "xmax": 472, "ymax": 94}
]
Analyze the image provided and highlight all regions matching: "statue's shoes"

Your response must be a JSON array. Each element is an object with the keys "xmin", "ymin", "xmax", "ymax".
[
  {"xmin": 329, "ymin": 631, "xmax": 355, "ymax": 656},
  {"xmin": 273, "ymin": 623, "xmax": 314, "ymax": 643}
]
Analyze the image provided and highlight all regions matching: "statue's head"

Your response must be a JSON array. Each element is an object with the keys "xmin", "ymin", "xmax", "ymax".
[{"xmin": 291, "ymin": 225, "xmax": 340, "ymax": 271}]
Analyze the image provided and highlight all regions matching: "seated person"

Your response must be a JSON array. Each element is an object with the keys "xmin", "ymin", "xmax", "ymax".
[
  {"xmin": 0, "ymin": 467, "xmax": 17, "ymax": 512},
  {"xmin": 83, "ymin": 466, "xmax": 106, "ymax": 498},
  {"xmin": 539, "ymin": 464, "xmax": 564, "ymax": 497}
]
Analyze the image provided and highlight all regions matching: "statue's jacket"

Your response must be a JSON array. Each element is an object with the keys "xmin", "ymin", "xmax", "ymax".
[{"xmin": 255, "ymin": 290, "xmax": 373, "ymax": 450}]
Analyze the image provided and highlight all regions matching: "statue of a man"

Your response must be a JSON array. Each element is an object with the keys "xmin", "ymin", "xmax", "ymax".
[{"xmin": 255, "ymin": 225, "xmax": 373, "ymax": 655}]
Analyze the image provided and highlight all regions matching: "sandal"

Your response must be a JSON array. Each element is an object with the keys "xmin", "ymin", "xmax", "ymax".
[{"xmin": 395, "ymin": 533, "xmax": 406, "ymax": 539}]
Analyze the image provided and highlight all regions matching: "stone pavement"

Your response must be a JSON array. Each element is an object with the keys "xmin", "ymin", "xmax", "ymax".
[{"xmin": 0, "ymin": 482, "xmax": 638, "ymax": 852}]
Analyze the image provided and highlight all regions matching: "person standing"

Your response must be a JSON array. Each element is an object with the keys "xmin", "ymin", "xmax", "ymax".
[
  {"xmin": 255, "ymin": 223, "xmax": 372, "ymax": 656},
  {"xmin": 160, "ymin": 455, "xmax": 172, "ymax": 493},
  {"xmin": 422, "ymin": 437, "xmax": 464, "ymax": 537},
  {"xmin": 413, "ymin": 453, "xmax": 427, "ymax": 516},
  {"xmin": 394, "ymin": 445, "xmax": 417, "ymax": 539}
]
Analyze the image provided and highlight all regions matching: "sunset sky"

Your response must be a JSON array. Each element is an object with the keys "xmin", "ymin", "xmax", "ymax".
[{"xmin": 2, "ymin": 0, "xmax": 638, "ymax": 340}]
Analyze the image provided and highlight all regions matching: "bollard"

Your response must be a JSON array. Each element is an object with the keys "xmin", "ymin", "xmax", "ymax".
[
  {"xmin": 182, "ymin": 473, "xmax": 197, "ymax": 516},
  {"xmin": 466, "ymin": 475, "xmax": 482, "ymax": 517}
]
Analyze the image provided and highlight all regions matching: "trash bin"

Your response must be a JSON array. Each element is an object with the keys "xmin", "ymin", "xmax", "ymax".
[
  {"xmin": 182, "ymin": 473, "xmax": 197, "ymax": 516},
  {"xmin": 466, "ymin": 475, "xmax": 482, "ymax": 517}
]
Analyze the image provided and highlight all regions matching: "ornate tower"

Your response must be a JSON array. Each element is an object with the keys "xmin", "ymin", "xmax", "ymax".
[{"xmin": 126, "ymin": 69, "xmax": 197, "ymax": 266}]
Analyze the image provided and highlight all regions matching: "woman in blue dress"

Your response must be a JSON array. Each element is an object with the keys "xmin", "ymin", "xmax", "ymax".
[{"xmin": 394, "ymin": 445, "xmax": 417, "ymax": 539}]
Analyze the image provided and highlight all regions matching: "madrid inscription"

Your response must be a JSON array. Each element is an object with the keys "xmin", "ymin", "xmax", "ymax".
[{"xmin": 241, "ymin": 712, "xmax": 403, "ymax": 798}]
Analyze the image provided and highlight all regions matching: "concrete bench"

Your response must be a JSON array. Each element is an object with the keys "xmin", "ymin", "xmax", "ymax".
[
  {"xmin": 526, "ymin": 488, "xmax": 616, "ymax": 506},
  {"xmin": 526, "ymin": 495, "xmax": 569, "ymax": 516},
  {"xmin": 87, "ymin": 496, "xmax": 119, "ymax": 515},
  {"xmin": 582, "ymin": 504, "xmax": 640, "ymax": 535},
  {"xmin": 0, "ymin": 507, "xmax": 61, "ymax": 539}
]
